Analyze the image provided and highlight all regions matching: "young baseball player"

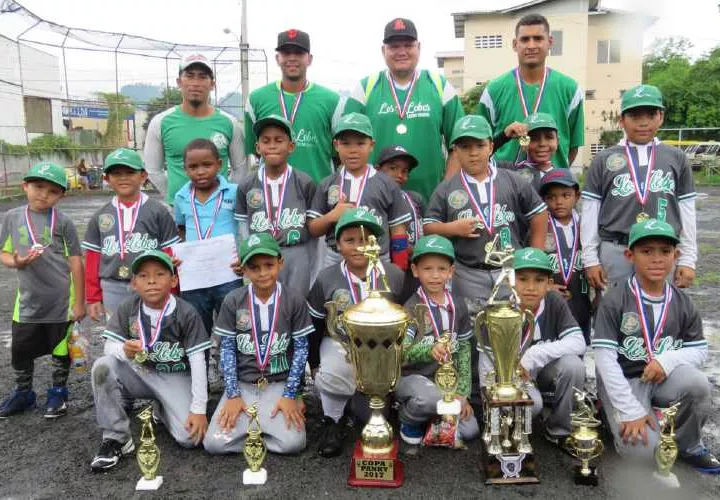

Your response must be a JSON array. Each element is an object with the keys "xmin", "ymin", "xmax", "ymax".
[
  {"xmin": 236, "ymin": 115, "xmax": 317, "ymax": 293},
  {"xmin": 511, "ymin": 112, "xmax": 559, "ymax": 192},
  {"xmin": 397, "ymin": 235, "xmax": 478, "ymax": 445},
  {"xmin": 307, "ymin": 208, "xmax": 406, "ymax": 457},
  {"xmin": 477, "ymin": 248, "xmax": 585, "ymax": 444},
  {"xmin": 0, "ymin": 163, "xmax": 85, "ymax": 419},
  {"xmin": 539, "ymin": 170, "xmax": 592, "ymax": 343},
  {"xmin": 307, "ymin": 113, "xmax": 412, "ymax": 271},
  {"xmin": 581, "ymin": 84, "xmax": 697, "ymax": 291},
  {"xmin": 83, "ymin": 148, "xmax": 180, "ymax": 321},
  {"xmin": 204, "ymin": 233, "xmax": 311, "ymax": 455},
  {"xmin": 424, "ymin": 115, "xmax": 548, "ymax": 309},
  {"xmin": 90, "ymin": 250, "xmax": 211, "ymax": 471},
  {"xmin": 592, "ymin": 220, "xmax": 718, "ymax": 472}
]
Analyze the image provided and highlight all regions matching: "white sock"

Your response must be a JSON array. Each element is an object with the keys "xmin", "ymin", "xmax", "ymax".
[{"xmin": 320, "ymin": 392, "xmax": 348, "ymax": 422}]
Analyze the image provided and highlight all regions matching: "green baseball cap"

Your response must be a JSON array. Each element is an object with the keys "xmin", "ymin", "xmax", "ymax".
[
  {"xmin": 525, "ymin": 112, "xmax": 558, "ymax": 132},
  {"xmin": 333, "ymin": 112, "xmax": 374, "ymax": 139},
  {"xmin": 104, "ymin": 148, "xmax": 144, "ymax": 173},
  {"xmin": 335, "ymin": 207, "xmax": 384, "ymax": 239},
  {"xmin": 240, "ymin": 233, "xmax": 282, "ymax": 265},
  {"xmin": 513, "ymin": 247, "xmax": 554, "ymax": 274},
  {"xmin": 253, "ymin": 114, "xmax": 294, "ymax": 141},
  {"xmin": 621, "ymin": 85, "xmax": 664, "ymax": 113},
  {"xmin": 24, "ymin": 162, "xmax": 68, "ymax": 190},
  {"xmin": 450, "ymin": 115, "xmax": 493, "ymax": 145},
  {"xmin": 412, "ymin": 235, "xmax": 455, "ymax": 263},
  {"xmin": 628, "ymin": 219, "xmax": 679, "ymax": 248},
  {"xmin": 131, "ymin": 249, "xmax": 175, "ymax": 275}
]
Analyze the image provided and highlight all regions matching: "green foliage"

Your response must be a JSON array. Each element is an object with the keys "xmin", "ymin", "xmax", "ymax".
[
  {"xmin": 460, "ymin": 84, "xmax": 486, "ymax": 116},
  {"xmin": 143, "ymin": 87, "xmax": 183, "ymax": 131},
  {"xmin": 599, "ymin": 130, "xmax": 623, "ymax": 146},
  {"xmin": 96, "ymin": 92, "xmax": 134, "ymax": 148},
  {"xmin": 0, "ymin": 135, "xmax": 84, "ymax": 158}
]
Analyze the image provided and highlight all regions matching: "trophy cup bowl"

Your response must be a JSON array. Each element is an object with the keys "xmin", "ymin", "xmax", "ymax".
[{"xmin": 566, "ymin": 425, "xmax": 603, "ymax": 485}]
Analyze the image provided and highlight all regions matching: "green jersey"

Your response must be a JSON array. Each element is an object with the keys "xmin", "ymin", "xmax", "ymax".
[
  {"xmin": 477, "ymin": 68, "xmax": 584, "ymax": 169},
  {"xmin": 350, "ymin": 70, "xmax": 465, "ymax": 201},
  {"xmin": 245, "ymin": 81, "xmax": 358, "ymax": 183}
]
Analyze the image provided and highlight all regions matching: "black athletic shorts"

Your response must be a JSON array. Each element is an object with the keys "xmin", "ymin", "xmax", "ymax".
[{"xmin": 11, "ymin": 321, "xmax": 72, "ymax": 365}]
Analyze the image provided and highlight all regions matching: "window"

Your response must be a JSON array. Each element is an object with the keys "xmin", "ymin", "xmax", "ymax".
[
  {"xmin": 590, "ymin": 144, "xmax": 606, "ymax": 156},
  {"xmin": 597, "ymin": 40, "xmax": 621, "ymax": 64},
  {"xmin": 585, "ymin": 90, "xmax": 596, "ymax": 100},
  {"xmin": 451, "ymin": 69, "xmax": 463, "ymax": 75},
  {"xmin": 24, "ymin": 96, "xmax": 52, "ymax": 134},
  {"xmin": 550, "ymin": 30, "xmax": 563, "ymax": 56},
  {"xmin": 475, "ymin": 35, "xmax": 503, "ymax": 49}
]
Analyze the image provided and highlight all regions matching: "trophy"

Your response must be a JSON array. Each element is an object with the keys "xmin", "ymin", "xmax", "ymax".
[
  {"xmin": 653, "ymin": 403, "xmax": 681, "ymax": 488},
  {"xmin": 325, "ymin": 233, "xmax": 421, "ymax": 488},
  {"xmin": 434, "ymin": 332, "xmax": 461, "ymax": 416},
  {"xmin": 565, "ymin": 388, "xmax": 604, "ymax": 486},
  {"xmin": 136, "ymin": 405, "xmax": 163, "ymax": 491},
  {"xmin": 474, "ymin": 236, "xmax": 538, "ymax": 484},
  {"xmin": 243, "ymin": 403, "xmax": 268, "ymax": 485}
]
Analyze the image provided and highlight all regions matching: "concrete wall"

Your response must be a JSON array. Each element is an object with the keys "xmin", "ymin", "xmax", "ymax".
[{"xmin": 440, "ymin": 57, "xmax": 465, "ymax": 93}]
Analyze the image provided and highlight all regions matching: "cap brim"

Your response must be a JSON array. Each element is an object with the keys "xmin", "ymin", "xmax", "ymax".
[
  {"xmin": 411, "ymin": 249, "xmax": 454, "ymax": 263},
  {"xmin": 253, "ymin": 118, "xmax": 293, "ymax": 140},
  {"xmin": 276, "ymin": 42, "xmax": 309, "ymax": 52},
  {"xmin": 23, "ymin": 175, "xmax": 67, "ymax": 190},
  {"xmin": 241, "ymin": 248, "xmax": 281, "ymax": 266},
  {"xmin": 383, "ymin": 35, "xmax": 417, "ymax": 43},
  {"xmin": 629, "ymin": 234, "xmax": 679, "ymax": 248},
  {"xmin": 179, "ymin": 62, "xmax": 214, "ymax": 77},
  {"xmin": 514, "ymin": 263, "xmax": 553, "ymax": 273},
  {"xmin": 333, "ymin": 128, "xmax": 373, "ymax": 140},
  {"xmin": 451, "ymin": 132, "xmax": 491, "ymax": 145},
  {"xmin": 528, "ymin": 125, "xmax": 558, "ymax": 133},
  {"xmin": 104, "ymin": 162, "xmax": 144, "ymax": 173},
  {"xmin": 131, "ymin": 255, "xmax": 174, "ymax": 275},
  {"xmin": 539, "ymin": 178, "xmax": 578, "ymax": 195},
  {"xmin": 335, "ymin": 221, "xmax": 384, "ymax": 239},
  {"xmin": 378, "ymin": 152, "xmax": 419, "ymax": 169},
  {"xmin": 621, "ymin": 101, "xmax": 664, "ymax": 113}
]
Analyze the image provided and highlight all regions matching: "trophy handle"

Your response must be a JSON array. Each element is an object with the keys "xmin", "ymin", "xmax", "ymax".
[
  {"xmin": 408, "ymin": 303, "xmax": 430, "ymax": 347},
  {"xmin": 323, "ymin": 300, "xmax": 350, "ymax": 353},
  {"xmin": 473, "ymin": 310, "xmax": 487, "ymax": 353}
]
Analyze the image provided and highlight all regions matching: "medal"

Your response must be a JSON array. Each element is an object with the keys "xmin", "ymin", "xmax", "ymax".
[
  {"xmin": 256, "ymin": 376, "xmax": 269, "ymax": 391},
  {"xmin": 629, "ymin": 276, "xmax": 672, "ymax": 361},
  {"xmin": 396, "ymin": 123, "xmax": 408, "ymax": 135},
  {"xmin": 262, "ymin": 166, "xmax": 290, "ymax": 236},
  {"xmin": 136, "ymin": 296, "xmax": 172, "ymax": 367},
  {"xmin": 248, "ymin": 284, "xmax": 281, "ymax": 386},
  {"xmin": 387, "ymin": 70, "xmax": 419, "ymax": 138},
  {"xmin": 278, "ymin": 81, "xmax": 307, "ymax": 124},
  {"xmin": 514, "ymin": 66, "xmax": 549, "ymax": 117},
  {"xmin": 624, "ymin": 141, "xmax": 657, "ymax": 218},
  {"xmin": 519, "ymin": 135, "xmax": 531, "ymax": 150},
  {"xmin": 417, "ymin": 287, "xmax": 455, "ymax": 338},
  {"xmin": 24, "ymin": 205, "xmax": 56, "ymax": 251},
  {"xmin": 118, "ymin": 266, "xmax": 130, "ymax": 279},
  {"xmin": 135, "ymin": 350, "xmax": 148, "ymax": 364},
  {"xmin": 31, "ymin": 243, "xmax": 44, "ymax": 252},
  {"xmin": 460, "ymin": 163, "xmax": 496, "ymax": 235},
  {"xmin": 338, "ymin": 167, "xmax": 369, "ymax": 206},
  {"xmin": 190, "ymin": 187, "xmax": 224, "ymax": 240},
  {"xmin": 342, "ymin": 261, "xmax": 378, "ymax": 304},
  {"xmin": 549, "ymin": 214, "xmax": 579, "ymax": 286},
  {"xmin": 114, "ymin": 196, "xmax": 141, "ymax": 261},
  {"xmin": 636, "ymin": 212, "xmax": 650, "ymax": 223}
]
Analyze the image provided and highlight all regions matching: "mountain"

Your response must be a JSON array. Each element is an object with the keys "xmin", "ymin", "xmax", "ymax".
[{"xmin": 120, "ymin": 84, "xmax": 164, "ymax": 108}]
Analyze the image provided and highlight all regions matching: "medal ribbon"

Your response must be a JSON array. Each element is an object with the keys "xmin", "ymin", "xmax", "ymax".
[
  {"xmin": 402, "ymin": 192, "xmax": 421, "ymax": 243},
  {"xmin": 417, "ymin": 287, "xmax": 455, "ymax": 338},
  {"xmin": 520, "ymin": 301, "xmax": 544, "ymax": 352},
  {"xmin": 386, "ymin": 70, "xmax": 419, "ymax": 121},
  {"xmin": 190, "ymin": 187, "xmax": 223, "ymax": 240},
  {"xmin": 338, "ymin": 167, "xmax": 370, "ymax": 206},
  {"xmin": 114, "ymin": 197, "xmax": 141, "ymax": 260},
  {"xmin": 630, "ymin": 277, "xmax": 672, "ymax": 360},
  {"xmin": 624, "ymin": 142, "xmax": 657, "ymax": 209},
  {"xmin": 262, "ymin": 166, "xmax": 290, "ymax": 235},
  {"xmin": 342, "ymin": 261, "xmax": 377, "ymax": 304},
  {"xmin": 248, "ymin": 283, "xmax": 282, "ymax": 371},
  {"xmin": 278, "ymin": 81, "xmax": 307, "ymax": 124},
  {"xmin": 137, "ymin": 296, "xmax": 172, "ymax": 353},
  {"xmin": 24, "ymin": 206, "xmax": 56, "ymax": 248},
  {"xmin": 549, "ymin": 214, "xmax": 579, "ymax": 286},
  {"xmin": 460, "ymin": 164, "xmax": 496, "ymax": 234},
  {"xmin": 514, "ymin": 66, "xmax": 549, "ymax": 117}
]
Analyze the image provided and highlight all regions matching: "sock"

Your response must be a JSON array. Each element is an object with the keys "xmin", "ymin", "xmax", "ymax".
[
  {"xmin": 51, "ymin": 355, "xmax": 70, "ymax": 388},
  {"xmin": 320, "ymin": 392, "xmax": 348, "ymax": 423}
]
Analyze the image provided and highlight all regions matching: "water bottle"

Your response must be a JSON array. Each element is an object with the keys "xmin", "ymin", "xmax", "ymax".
[{"xmin": 69, "ymin": 322, "xmax": 89, "ymax": 373}]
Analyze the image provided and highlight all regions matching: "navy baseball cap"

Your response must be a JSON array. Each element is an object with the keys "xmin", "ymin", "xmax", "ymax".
[
  {"xmin": 539, "ymin": 169, "xmax": 579, "ymax": 197},
  {"xmin": 376, "ymin": 145, "xmax": 419, "ymax": 170}
]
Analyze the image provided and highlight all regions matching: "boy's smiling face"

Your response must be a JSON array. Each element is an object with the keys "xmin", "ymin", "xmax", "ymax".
[
  {"xmin": 411, "ymin": 254, "xmax": 454, "ymax": 296},
  {"xmin": 104, "ymin": 166, "xmax": 147, "ymax": 199},
  {"xmin": 527, "ymin": 128, "xmax": 557, "ymax": 165},
  {"xmin": 515, "ymin": 268, "xmax": 551, "ymax": 311},
  {"xmin": 334, "ymin": 132, "xmax": 374, "ymax": 173},
  {"xmin": 132, "ymin": 260, "xmax": 177, "ymax": 308},
  {"xmin": 624, "ymin": 238, "xmax": 678, "ymax": 285},
  {"xmin": 620, "ymin": 107, "xmax": 664, "ymax": 144},
  {"xmin": 336, "ymin": 226, "xmax": 371, "ymax": 272}
]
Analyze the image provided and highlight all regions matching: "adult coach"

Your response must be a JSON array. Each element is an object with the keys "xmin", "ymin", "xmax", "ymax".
[
  {"xmin": 245, "ymin": 29, "xmax": 355, "ymax": 183},
  {"xmin": 350, "ymin": 18, "xmax": 464, "ymax": 202},
  {"xmin": 477, "ymin": 14, "xmax": 584, "ymax": 168},
  {"xmin": 144, "ymin": 54, "xmax": 246, "ymax": 204}
]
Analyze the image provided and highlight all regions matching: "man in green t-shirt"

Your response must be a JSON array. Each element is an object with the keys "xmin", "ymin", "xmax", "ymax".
[
  {"xmin": 244, "ymin": 30, "xmax": 357, "ymax": 184},
  {"xmin": 349, "ymin": 18, "xmax": 465, "ymax": 202},
  {"xmin": 144, "ymin": 54, "xmax": 246, "ymax": 203},
  {"xmin": 477, "ymin": 14, "xmax": 584, "ymax": 169}
]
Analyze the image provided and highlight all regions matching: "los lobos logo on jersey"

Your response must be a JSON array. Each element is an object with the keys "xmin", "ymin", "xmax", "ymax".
[{"xmin": 610, "ymin": 170, "xmax": 675, "ymax": 197}]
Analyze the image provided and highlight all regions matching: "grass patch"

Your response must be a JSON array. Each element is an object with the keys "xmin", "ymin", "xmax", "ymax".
[
  {"xmin": 699, "ymin": 242, "xmax": 719, "ymax": 255},
  {"xmin": 695, "ymin": 271, "xmax": 720, "ymax": 285},
  {"xmin": 694, "ymin": 170, "xmax": 720, "ymax": 186}
]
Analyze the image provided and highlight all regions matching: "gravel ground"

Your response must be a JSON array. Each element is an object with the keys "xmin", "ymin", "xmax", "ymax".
[{"xmin": 0, "ymin": 191, "xmax": 719, "ymax": 500}]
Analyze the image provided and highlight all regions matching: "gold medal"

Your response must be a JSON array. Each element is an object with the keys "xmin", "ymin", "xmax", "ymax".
[
  {"xmin": 636, "ymin": 212, "xmax": 650, "ymax": 223},
  {"xmin": 135, "ymin": 350, "xmax": 148, "ymax": 364},
  {"xmin": 396, "ymin": 123, "xmax": 408, "ymax": 135},
  {"xmin": 118, "ymin": 265, "xmax": 130, "ymax": 279},
  {"xmin": 484, "ymin": 241, "xmax": 494, "ymax": 254},
  {"xmin": 519, "ymin": 135, "xmax": 531, "ymax": 150},
  {"xmin": 256, "ymin": 376, "xmax": 268, "ymax": 391}
]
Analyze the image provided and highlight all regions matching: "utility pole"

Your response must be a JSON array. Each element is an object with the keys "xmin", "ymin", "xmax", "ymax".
[{"xmin": 240, "ymin": 0, "xmax": 249, "ymax": 116}]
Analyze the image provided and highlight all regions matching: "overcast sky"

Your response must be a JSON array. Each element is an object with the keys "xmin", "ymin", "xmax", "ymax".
[{"xmin": 3, "ymin": 0, "xmax": 720, "ymax": 99}]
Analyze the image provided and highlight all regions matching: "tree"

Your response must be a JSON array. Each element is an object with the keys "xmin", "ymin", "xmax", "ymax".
[
  {"xmin": 643, "ymin": 37, "xmax": 693, "ymax": 128},
  {"xmin": 460, "ymin": 84, "xmax": 486, "ymax": 115},
  {"xmin": 685, "ymin": 47, "xmax": 720, "ymax": 128},
  {"xmin": 143, "ymin": 87, "xmax": 183, "ymax": 131},
  {"xmin": 96, "ymin": 92, "xmax": 134, "ymax": 148}
]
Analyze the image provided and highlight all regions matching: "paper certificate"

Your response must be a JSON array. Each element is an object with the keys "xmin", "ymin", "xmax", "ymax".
[{"xmin": 172, "ymin": 234, "xmax": 239, "ymax": 291}]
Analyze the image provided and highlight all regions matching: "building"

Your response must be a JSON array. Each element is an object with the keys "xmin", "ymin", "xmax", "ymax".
[
  {"xmin": 435, "ymin": 51, "xmax": 465, "ymax": 93},
  {"xmin": 444, "ymin": 0, "xmax": 654, "ymax": 166}
]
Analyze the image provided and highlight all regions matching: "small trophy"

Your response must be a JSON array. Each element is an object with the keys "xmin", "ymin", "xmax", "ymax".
[
  {"xmin": 136, "ymin": 406, "xmax": 163, "ymax": 491},
  {"xmin": 243, "ymin": 403, "xmax": 268, "ymax": 485},
  {"xmin": 565, "ymin": 388, "xmax": 604, "ymax": 486},
  {"xmin": 434, "ymin": 332, "xmax": 461, "ymax": 416},
  {"xmin": 653, "ymin": 403, "xmax": 681, "ymax": 488}
]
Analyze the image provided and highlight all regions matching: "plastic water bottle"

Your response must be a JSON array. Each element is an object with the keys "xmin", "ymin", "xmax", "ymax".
[{"xmin": 69, "ymin": 322, "xmax": 89, "ymax": 373}]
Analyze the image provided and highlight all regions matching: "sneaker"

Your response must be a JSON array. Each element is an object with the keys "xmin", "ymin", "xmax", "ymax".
[
  {"xmin": 543, "ymin": 428, "xmax": 574, "ymax": 457},
  {"xmin": 45, "ymin": 387, "xmax": 69, "ymax": 419},
  {"xmin": 400, "ymin": 423, "xmax": 424, "ymax": 445},
  {"xmin": 90, "ymin": 439, "xmax": 135, "ymax": 472},
  {"xmin": 317, "ymin": 416, "xmax": 348, "ymax": 458},
  {"xmin": 681, "ymin": 449, "xmax": 720, "ymax": 474},
  {"xmin": 0, "ymin": 389, "xmax": 37, "ymax": 419}
]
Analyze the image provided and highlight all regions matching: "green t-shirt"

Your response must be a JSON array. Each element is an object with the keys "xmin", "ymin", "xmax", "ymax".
[
  {"xmin": 245, "ymin": 81, "xmax": 358, "ymax": 183},
  {"xmin": 477, "ymin": 68, "xmax": 584, "ymax": 169},
  {"xmin": 350, "ymin": 70, "xmax": 465, "ymax": 201}
]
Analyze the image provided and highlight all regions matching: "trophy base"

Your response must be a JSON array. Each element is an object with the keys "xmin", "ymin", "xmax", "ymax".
[
  {"xmin": 652, "ymin": 471, "xmax": 680, "ymax": 488},
  {"xmin": 484, "ymin": 452, "xmax": 539, "ymax": 485},
  {"xmin": 437, "ymin": 399, "xmax": 461, "ymax": 416},
  {"xmin": 573, "ymin": 465, "xmax": 599, "ymax": 486},
  {"xmin": 136, "ymin": 476, "xmax": 163, "ymax": 491},
  {"xmin": 348, "ymin": 440, "xmax": 404, "ymax": 488},
  {"xmin": 243, "ymin": 467, "xmax": 267, "ymax": 485}
]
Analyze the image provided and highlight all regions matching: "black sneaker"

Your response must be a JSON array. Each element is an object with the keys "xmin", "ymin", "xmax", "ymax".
[
  {"xmin": 45, "ymin": 387, "xmax": 69, "ymax": 419},
  {"xmin": 318, "ymin": 416, "xmax": 348, "ymax": 458},
  {"xmin": 90, "ymin": 439, "xmax": 135, "ymax": 472},
  {"xmin": 0, "ymin": 389, "xmax": 36, "ymax": 419},
  {"xmin": 543, "ymin": 428, "xmax": 574, "ymax": 457},
  {"xmin": 681, "ymin": 449, "xmax": 720, "ymax": 474}
]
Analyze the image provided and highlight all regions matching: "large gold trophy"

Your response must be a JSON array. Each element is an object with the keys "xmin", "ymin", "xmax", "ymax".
[
  {"xmin": 565, "ymin": 388, "xmax": 604, "ymax": 485},
  {"xmin": 653, "ymin": 403, "xmax": 681, "ymax": 488},
  {"xmin": 243, "ymin": 403, "xmax": 268, "ymax": 485},
  {"xmin": 325, "ymin": 233, "xmax": 421, "ymax": 488},
  {"xmin": 135, "ymin": 405, "xmax": 163, "ymax": 491},
  {"xmin": 474, "ymin": 236, "xmax": 538, "ymax": 484}
]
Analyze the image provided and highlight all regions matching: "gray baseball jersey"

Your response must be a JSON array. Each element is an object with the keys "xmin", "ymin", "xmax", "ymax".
[
  {"xmin": 424, "ymin": 167, "xmax": 546, "ymax": 267},
  {"xmin": 82, "ymin": 194, "xmax": 180, "ymax": 281},
  {"xmin": 0, "ymin": 206, "xmax": 81, "ymax": 323},
  {"xmin": 307, "ymin": 168, "xmax": 412, "ymax": 253},
  {"xmin": 214, "ymin": 284, "xmax": 313, "ymax": 383},
  {"xmin": 235, "ymin": 166, "xmax": 317, "ymax": 247},
  {"xmin": 592, "ymin": 280, "xmax": 705, "ymax": 378},
  {"xmin": 403, "ymin": 190, "xmax": 425, "ymax": 247},
  {"xmin": 582, "ymin": 143, "xmax": 696, "ymax": 240},
  {"xmin": 102, "ymin": 295, "xmax": 210, "ymax": 373}
]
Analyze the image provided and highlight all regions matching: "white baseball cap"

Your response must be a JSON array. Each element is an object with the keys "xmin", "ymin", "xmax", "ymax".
[{"xmin": 179, "ymin": 54, "xmax": 214, "ymax": 77}]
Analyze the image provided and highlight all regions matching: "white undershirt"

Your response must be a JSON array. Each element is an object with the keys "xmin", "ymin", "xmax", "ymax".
[{"xmin": 343, "ymin": 168, "xmax": 376, "ymax": 204}]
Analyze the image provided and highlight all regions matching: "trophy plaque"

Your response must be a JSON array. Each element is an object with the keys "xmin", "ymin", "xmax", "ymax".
[
  {"xmin": 136, "ymin": 405, "xmax": 163, "ymax": 491},
  {"xmin": 653, "ymin": 403, "xmax": 681, "ymax": 488},
  {"xmin": 565, "ymin": 388, "xmax": 604, "ymax": 486},
  {"xmin": 243, "ymin": 403, "xmax": 268, "ymax": 485}
]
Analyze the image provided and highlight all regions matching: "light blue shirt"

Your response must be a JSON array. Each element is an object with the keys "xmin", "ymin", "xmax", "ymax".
[{"xmin": 174, "ymin": 176, "xmax": 237, "ymax": 242}]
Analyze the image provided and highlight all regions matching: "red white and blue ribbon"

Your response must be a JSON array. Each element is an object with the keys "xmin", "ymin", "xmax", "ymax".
[
  {"xmin": 24, "ymin": 205, "xmax": 56, "ymax": 248},
  {"xmin": 339, "ymin": 167, "xmax": 369, "ymax": 206},
  {"xmin": 514, "ymin": 66, "xmax": 549, "ymax": 117},
  {"xmin": 190, "ymin": 188, "xmax": 223, "ymax": 240},
  {"xmin": 624, "ymin": 141, "xmax": 657, "ymax": 209},
  {"xmin": 386, "ymin": 70, "xmax": 419, "ymax": 121},
  {"xmin": 342, "ymin": 261, "xmax": 378, "ymax": 304},
  {"xmin": 248, "ymin": 283, "xmax": 281, "ymax": 370},
  {"xmin": 278, "ymin": 81, "xmax": 307, "ymax": 124},
  {"xmin": 417, "ymin": 287, "xmax": 455, "ymax": 339},
  {"xmin": 262, "ymin": 166, "xmax": 290, "ymax": 236},
  {"xmin": 114, "ymin": 197, "xmax": 141, "ymax": 260},
  {"xmin": 402, "ymin": 192, "xmax": 422, "ymax": 243},
  {"xmin": 137, "ymin": 296, "xmax": 172, "ymax": 353},
  {"xmin": 549, "ymin": 214, "xmax": 579, "ymax": 286},
  {"xmin": 630, "ymin": 277, "xmax": 672, "ymax": 360},
  {"xmin": 460, "ymin": 166, "xmax": 496, "ymax": 234}
]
